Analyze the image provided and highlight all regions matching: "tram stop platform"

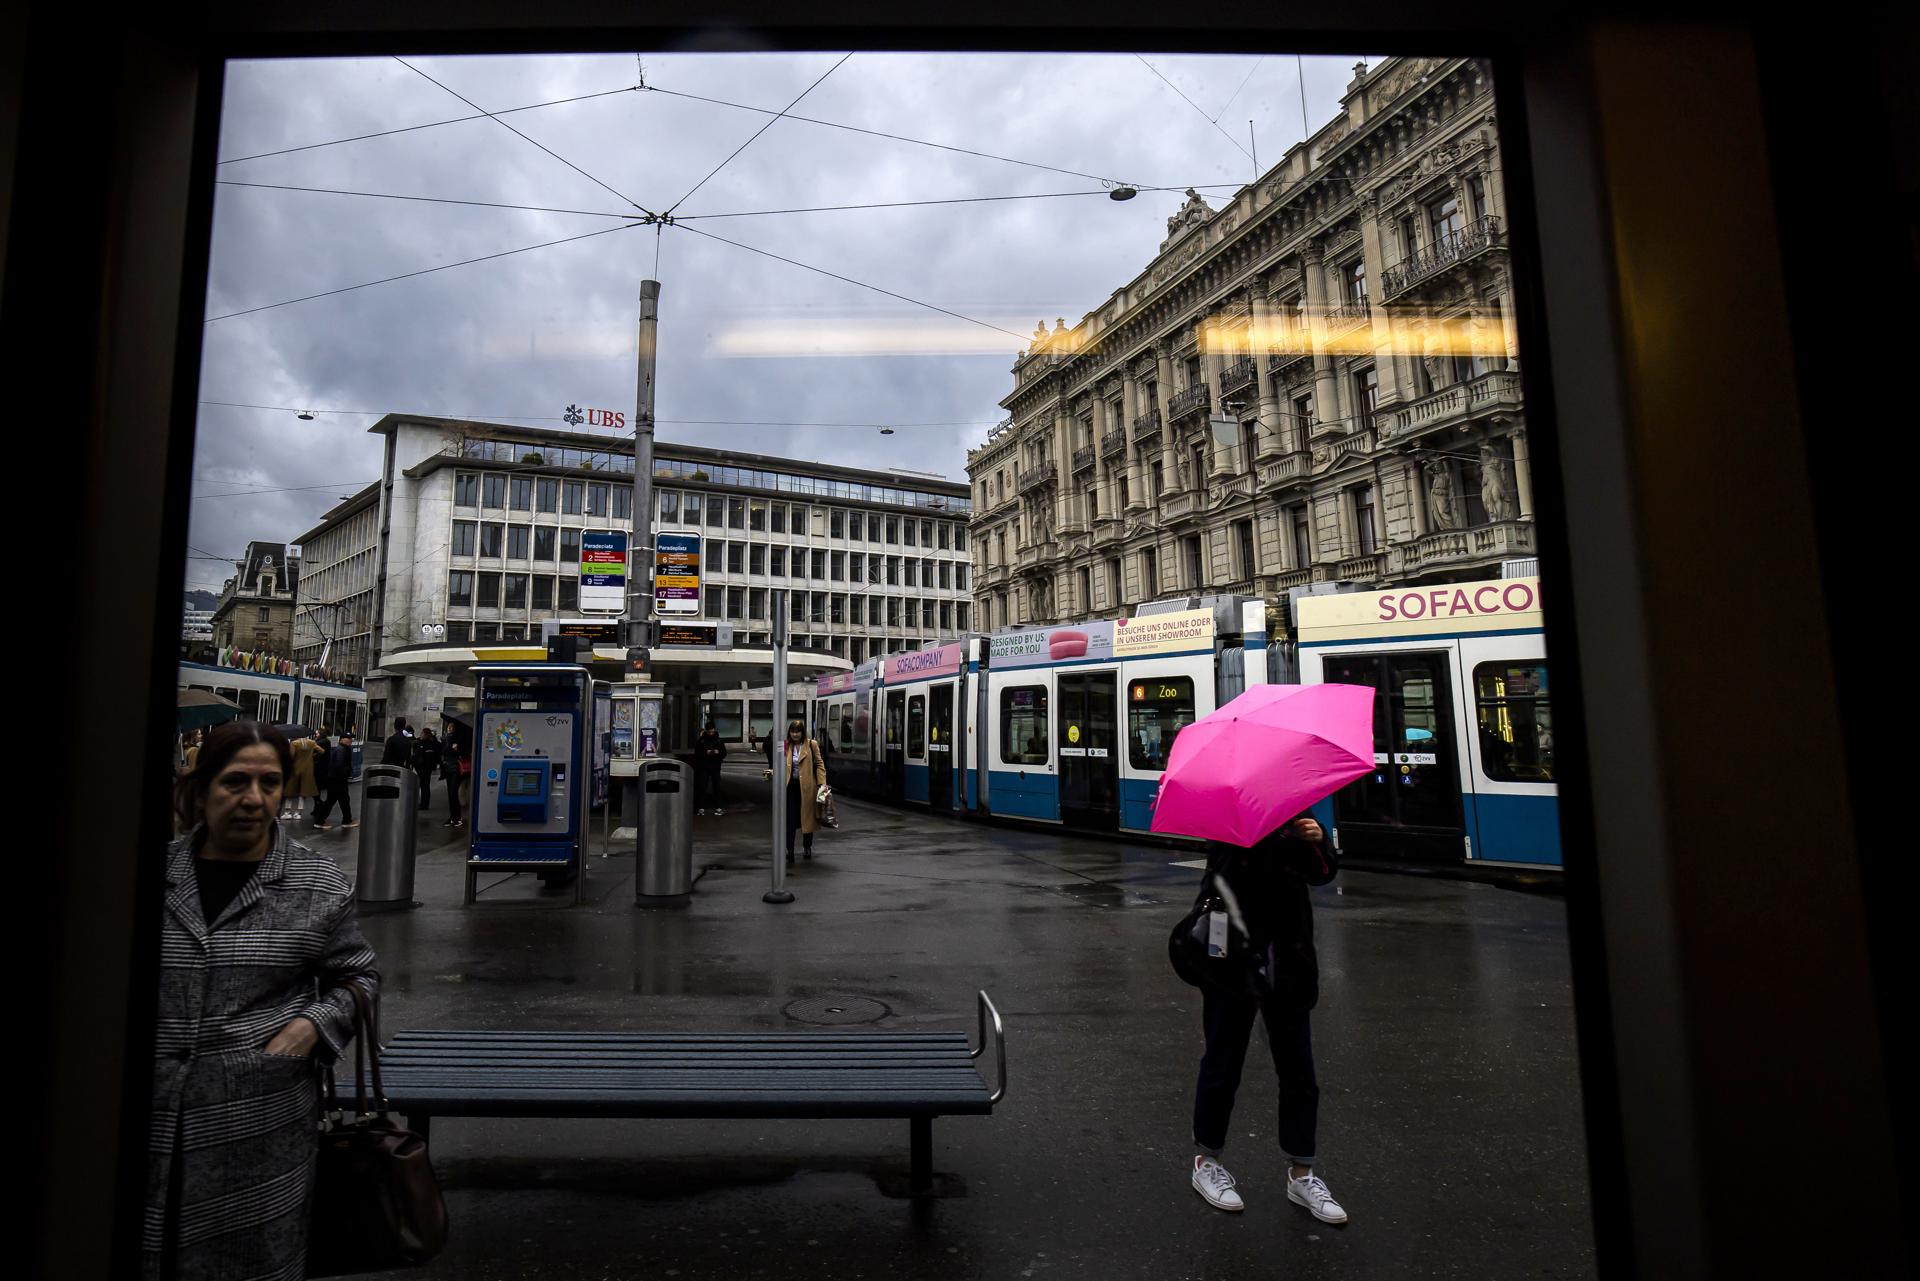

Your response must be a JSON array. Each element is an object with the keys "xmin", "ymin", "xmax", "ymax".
[{"xmin": 290, "ymin": 771, "xmax": 1596, "ymax": 1281}]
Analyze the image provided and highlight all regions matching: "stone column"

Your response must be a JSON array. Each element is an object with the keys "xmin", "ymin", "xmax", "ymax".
[
  {"xmin": 1201, "ymin": 314, "xmax": 1233, "ymax": 479},
  {"xmin": 1249, "ymin": 286, "xmax": 1282, "ymax": 459},
  {"xmin": 1119, "ymin": 375, "xmax": 1140, "ymax": 513},
  {"xmin": 1357, "ymin": 195, "xmax": 1404, "ymax": 406},
  {"xmin": 1154, "ymin": 342, "xmax": 1179, "ymax": 493},
  {"xmin": 1052, "ymin": 403, "xmax": 1073, "ymax": 542},
  {"xmin": 1511, "ymin": 428, "xmax": 1535, "ymax": 518},
  {"xmin": 1086, "ymin": 391, "xmax": 1107, "ymax": 528},
  {"xmin": 1302, "ymin": 247, "xmax": 1340, "ymax": 441},
  {"xmin": 1408, "ymin": 459, "xmax": 1429, "ymax": 538}
]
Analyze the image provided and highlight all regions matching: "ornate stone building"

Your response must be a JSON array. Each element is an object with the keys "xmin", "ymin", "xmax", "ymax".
[{"xmin": 968, "ymin": 55, "xmax": 1533, "ymax": 634}]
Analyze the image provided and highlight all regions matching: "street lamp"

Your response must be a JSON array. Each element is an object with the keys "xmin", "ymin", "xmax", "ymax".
[
  {"xmin": 421, "ymin": 623, "xmax": 446, "ymax": 642},
  {"xmin": 297, "ymin": 409, "xmax": 315, "ymax": 421}
]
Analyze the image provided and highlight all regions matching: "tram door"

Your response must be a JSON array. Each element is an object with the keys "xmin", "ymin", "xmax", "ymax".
[
  {"xmin": 1057, "ymin": 672, "xmax": 1119, "ymax": 829},
  {"xmin": 1322, "ymin": 652, "xmax": 1465, "ymax": 861},
  {"xmin": 884, "ymin": 689, "xmax": 906, "ymax": 803},
  {"xmin": 928, "ymin": 685, "xmax": 954, "ymax": 813}
]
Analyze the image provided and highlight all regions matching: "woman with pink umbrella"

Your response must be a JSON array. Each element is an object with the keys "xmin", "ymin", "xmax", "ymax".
[{"xmin": 1154, "ymin": 682, "xmax": 1375, "ymax": 1224}]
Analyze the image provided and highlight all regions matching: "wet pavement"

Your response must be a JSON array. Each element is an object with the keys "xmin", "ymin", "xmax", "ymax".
[{"xmin": 300, "ymin": 770, "xmax": 1595, "ymax": 1280}]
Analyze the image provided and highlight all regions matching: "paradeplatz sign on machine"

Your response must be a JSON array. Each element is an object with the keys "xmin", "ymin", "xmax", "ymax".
[
  {"xmin": 654, "ymin": 532, "xmax": 700, "ymax": 616},
  {"xmin": 580, "ymin": 530, "xmax": 628, "ymax": 613}
]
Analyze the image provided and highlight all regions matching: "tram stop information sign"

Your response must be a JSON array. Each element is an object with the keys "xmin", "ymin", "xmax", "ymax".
[
  {"xmin": 580, "ymin": 530, "xmax": 628, "ymax": 613},
  {"xmin": 655, "ymin": 532, "xmax": 701, "ymax": 615}
]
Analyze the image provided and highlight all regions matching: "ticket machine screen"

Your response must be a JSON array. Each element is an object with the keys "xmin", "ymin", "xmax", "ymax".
[{"xmin": 497, "ymin": 756, "xmax": 551, "ymax": 823}]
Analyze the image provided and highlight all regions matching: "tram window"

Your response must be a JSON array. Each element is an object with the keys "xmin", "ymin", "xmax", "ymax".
[
  {"xmin": 999, "ymin": 686, "xmax": 1049, "ymax": 764},
  {"xmin": 837, "ymin": 704, "xmax": 854, "ymax": 750},
  {"xmin": 908, "ymin": 696, "xmax": 926, "ymax": 756},
  {"xmin": 1474, "ymin": 662, "xmax": 1555, "ymax": 783},
  {"xmin": 1127, "ymin": 676, "xmax": 1196, "ymax": 772},
  {"xmin": 853, "ymin": 692, "xmax": 872, "ymax": 748}
]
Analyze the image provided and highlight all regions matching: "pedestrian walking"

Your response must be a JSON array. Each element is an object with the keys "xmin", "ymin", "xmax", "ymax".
[
  {"xmin": 412, "ymin": 727, "xmax": 442, "ymax": 814},
  {"xmin": 282, "ymin": 729, "xmax": 321, "ymax": 822},
  {"xmin": 1185, "ymin": 814, "xmax": 1348, "ymax": 1224},
  {"xmin": 440, "ymin": 730, "xmax": 468, "ymax": 827},
  {"xmin": 694, "ymin": 720, "xmax": 728, "ymax": 816},
  {"xmin": 150, "ymin": 720, "xmax": 380, "ymax": 1280},
  {"xmin": 761, "ymin": 718, "xmax": 826, "ymax": 865},
  {"xmin": 311, "ymin": 731, "xmax": 359, "ymax": 829},
  {"xmin": 381, "ymin": 717, "xmax": 412, "ymax": 767}
]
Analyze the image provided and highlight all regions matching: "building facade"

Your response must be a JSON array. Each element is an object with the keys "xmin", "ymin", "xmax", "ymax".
[
  {"xmin": 291, "ymin": 485, "xmax": 380, "ymax": 685},
  {"xmin": 969, "ymin": 55, "xmax": 1531, "ymax": 635},
  {"xmin": 209, "ymin": 541, "xmax": 299, "ymax": 654},
  {"xmin": 294, "ymin": 416, "xmax": 972, "ymax": 734}
]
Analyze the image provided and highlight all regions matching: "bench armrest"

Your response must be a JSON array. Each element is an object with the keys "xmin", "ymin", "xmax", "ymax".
[{"xmin": 970, "ymin": 989, "xmax": 1006, "ymax": 1105}]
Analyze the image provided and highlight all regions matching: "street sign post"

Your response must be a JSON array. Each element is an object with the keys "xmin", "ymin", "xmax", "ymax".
[
  {"xmin": 654, "ymin": 532, "xmax": 701, "ymax": 615},
  {"xmin": 580, "ymin": 530, "xmax": 629, "ymax": 613}
]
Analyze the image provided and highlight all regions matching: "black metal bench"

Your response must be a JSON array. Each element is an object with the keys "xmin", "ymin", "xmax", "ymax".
[{"xmin": 379, "ymin": 991, "xmax": 1005, "ymax": 1197}]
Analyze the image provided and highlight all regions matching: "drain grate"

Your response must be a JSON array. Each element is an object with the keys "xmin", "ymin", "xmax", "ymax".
[{"xmin": 783, "ymin": 995, "xmax": 892, "ymax": 1025}]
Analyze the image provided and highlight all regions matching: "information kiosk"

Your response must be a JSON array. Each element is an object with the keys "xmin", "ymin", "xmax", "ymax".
[{"xmin": 467, "ymin": 664, "xmax": 592, "ymax": 904}]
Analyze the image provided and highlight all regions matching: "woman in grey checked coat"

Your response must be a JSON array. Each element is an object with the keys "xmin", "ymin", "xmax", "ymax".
[{"xmin": 149, "ymin": 720, "xmax": 380, "ymax": 1280}]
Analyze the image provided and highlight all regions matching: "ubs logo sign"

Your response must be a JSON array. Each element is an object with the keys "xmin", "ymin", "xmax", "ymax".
[{"xmin": 563, "ymin": 403, "xmax": 626, "ymax": 429}]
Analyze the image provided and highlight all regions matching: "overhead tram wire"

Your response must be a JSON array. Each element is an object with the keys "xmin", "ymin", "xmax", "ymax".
[
  {"xmin": 1212, "ymin": 57, "xmax": 1265, "ymax": 124},
  {"xmin": 643, "ymin": 82, "xmax": 1146, "ymax": 190},
  {"xmin": 202, "ymin": 222, "xmax": 639, "ymax": 323},
  {"xmin": 214, "ymin": 180, "xmax": 646, "ymax": 221},
  {"xmin": 392, "ymin": 57, "xmax": 659, "ymax": 220},
  {"xmin": 196, "ymin": 401, "xmax": 1000, "ymax": 429},
  {"xmin": 665, "ymin": 52, "xmax": 853, "ymax": 216},
  {"xmin": 1135, "ymin": 56, "xmax": 1253, "ymax": 161},
  {"xmin": 668, "ymin": 222, "xmax": 1029, "ymax": 343},
  {"xmin": 673, "ymin": 184, "xmax": 1241, "ymax": 221},
  {"xmin": 214, "ymin": 85, "xmax": 640, "ymax": 166}
]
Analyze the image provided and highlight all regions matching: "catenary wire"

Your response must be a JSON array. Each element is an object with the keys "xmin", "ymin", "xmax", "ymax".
[
  {"xmin": 215, "ymin": 85, "xmax": 640, "ymax": 166},
  {"xmin": 666, "ymin": 52, "xmax": 852, "ymax": 215},
  {"xmin": 203, "ymin": 223, "xmax": 638, "ymax": 322},
  {"xmin": 670, "ymin": 222, "xmax": 1030, "ymax": 343},
  {"xmin": 1212, "ymin": 57, "xmax": 1265, "ymax": 123},
  {"xmin": 196, "ymin": 400, "xmax": 1000, "ymax": 428},
  {"xmin": 1135, "ymin": 56, "xmax": 1253, "ymax": 160},
  {"xmin": 393, "ymin": 57, "xmax": 658, "ymax": 218},
  {"xmin": 215, "ymin": 180, "xmax": 645, "ymax": 220}
]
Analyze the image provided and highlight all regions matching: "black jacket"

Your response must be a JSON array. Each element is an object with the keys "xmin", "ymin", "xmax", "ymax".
[
  {"xmin": 412, "ymin": 738, "xmax": 442, "ymax": 775},
  {"xmin": 326, "ymin": 742, "xmax": 355, "ymax": 786},
  {"xmin": 381, "ymin": 731, "xmax": 411, "ymax": 766},
  {"xmin": 694, "ymin": 732, "xmax": 727, "ymax": 773},
  {"xmin": 1203, "ymin": 828, "xmax": 1337, "ymax": 1010}
]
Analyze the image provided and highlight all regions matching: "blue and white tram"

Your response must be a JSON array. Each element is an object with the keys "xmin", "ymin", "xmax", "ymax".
[
  {"xmin": 1295, "ymin": 577, "xmax": 1558, "ymax": 868},
  {"xmin": 177, "ymin": 661, "xmax": 368, "ymax": 737}
]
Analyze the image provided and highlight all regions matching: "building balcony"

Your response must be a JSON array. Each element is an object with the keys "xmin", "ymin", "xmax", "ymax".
[
  {"xmin": 1016, "ymin": 461, "xmax": 1058, "ymax": 494},
  {"xmin": 1390, "ymin": 520, "xmax": 1536, "ymax": 574},
  {"xmin": 1219, "ymin": 356, "xmax": 1258, "ymax": 399},
  {"xmin": 1091, "ymin": 518, "xmax": 1126, "ymax": 548},
  {"xmin": 1162, "ymin": 489, "xmax": 1206, "ymax": 524},
  {"xmin": 1101, "ymin": 427, "xmax": 1128, "ymax": 457},
  {"xmin": 980, "ymin": 562, "xmax": 1009, "ymax": 587},
  {"xmin": 1324, "ymin": 301, "xmax": 1372, "ymax": 335},
  {"xmin": 1132, "ymin": 410, "xmax": 1164, "ymax": 443},
  {"xmin": 1071, "ymin": 444, "xmax": 1096, "ymax": 472},
  {"xmin": 1258, "ymin": 451, "xmax": 1311, "ymax": 489},
  {"xmin": 1269, "ymin": 569, "xmax": 1314, "ymax": 592},
  {"xmin": 1168, "ymin": 384, "xmax": 1211, "ymax": 424},
  {"xmin": 1333, "ymin": 552, "xmax": 1387, "ymax": 582},
  {"xmin": 1267, "ymin": 338, "xmax": 1313, "ymax": 379},
  {"xmin": 1381, "ymin": 216, "xmax": 1506, "ymax": 299},
  {"xmin": 1015, "ymin": 541, "xmax": 1049, "ymax": 570},
  {"xmin": 1323, "ymin": 428, "xmax": 1377, "ymax": 469},
  {"xmin": 1382, "ymin": 369, "xmax": 1523, "ymax": 442}
]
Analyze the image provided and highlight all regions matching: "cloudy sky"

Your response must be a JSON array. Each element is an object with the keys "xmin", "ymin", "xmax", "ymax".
[{"xmin": 187, "ymin": 49, "xmax": 1374, "ymax": 592}]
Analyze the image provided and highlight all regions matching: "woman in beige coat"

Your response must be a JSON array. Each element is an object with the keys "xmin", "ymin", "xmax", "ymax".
[
  {"xmin": 762, "ymin": 718, "xmax": 827, "ymax": 865},
  {"xmin": 282, "ymin": 732, "xmax": 321, "ymax": 821}
]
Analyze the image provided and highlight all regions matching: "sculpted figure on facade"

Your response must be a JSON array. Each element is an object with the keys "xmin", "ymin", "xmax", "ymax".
[
  {"xmin": 1176, "ymin": 446, "xmax": 1195, "ymax": 493},
  {"xmin": 1426, "ymin": 458, "xmax": 1459, "ymax": 530},
  {"xmin": 1479, "ymin": 441, "xmax": 1517, "ymax": 521},
  {"xmin": 1421, "ymin": 323, "xmax": 1451, "ymax": 390}
]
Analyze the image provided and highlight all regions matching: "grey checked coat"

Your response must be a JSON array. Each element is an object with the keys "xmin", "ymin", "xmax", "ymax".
[{"xmin": 145, "ymin": 825, "xmax": 380, "ymax": 1281}]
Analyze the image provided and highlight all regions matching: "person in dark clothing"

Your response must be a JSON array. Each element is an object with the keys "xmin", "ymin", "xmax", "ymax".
[
  {"xmin": 411, "ymin": 727, "xmax": 442, "ymax": 812},
  {"xmin": 311, "ymin": 732, "xmax": 358, "ymax": 829},
  {"xmin": 381, "ymin": 718, "xmax": 412, "ymax": 767},
  {"xmin": 440, "ymin": 730, "xmax": 468, "ymax": 827},
  {"xmin": 1188, "ymin": 814, "xmax": 1347, "ymax": 1225},
  {"xmin": 693, "ymin": 721, "xmax": 728, "ymax": 816}
]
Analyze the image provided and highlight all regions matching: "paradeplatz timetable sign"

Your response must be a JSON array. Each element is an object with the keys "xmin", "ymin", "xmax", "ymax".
[
  {"xmin": 655, "ymin": 532, "xmax": 701, "ymax": 615},
  {"xmin": 580, "ymin": 530, "xmax": 628, "ymax": 613}
]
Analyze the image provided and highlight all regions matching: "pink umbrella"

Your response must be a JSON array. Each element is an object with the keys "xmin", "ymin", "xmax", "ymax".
[{"xmin": 1149, "ymin": 683, "xmax": 1377, "ymax": 847}]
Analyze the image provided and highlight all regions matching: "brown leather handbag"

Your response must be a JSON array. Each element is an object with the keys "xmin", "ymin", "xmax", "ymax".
[{"xmin": 307, "ymin": 983, "xmax": 448, "ymax": 1276}]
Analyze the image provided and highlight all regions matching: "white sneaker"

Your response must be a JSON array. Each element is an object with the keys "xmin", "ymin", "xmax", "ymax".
[
  {"xmin": 1287, "ymin": 1169, "xmax": 1348, "ymax": 1224},
  {"xmin": 713, "ymin": 808, "xmax": 724, "ymax": 817},
  {"xmin": 697, "ymin": 808, "xmax": 707, "ymax": 816},
  {"xmin": 1192, "ymin": 1156, "xmax": 1243, "ymax": 1212}
]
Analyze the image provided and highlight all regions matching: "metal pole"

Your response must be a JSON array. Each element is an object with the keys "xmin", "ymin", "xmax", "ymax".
[
  {"xmin": 630, "ymin": 279, "xmax": 659, "ymax": 633},
  {"xmin": 764, "ymin": 588, "xmax": 793, "ymax": 904}
]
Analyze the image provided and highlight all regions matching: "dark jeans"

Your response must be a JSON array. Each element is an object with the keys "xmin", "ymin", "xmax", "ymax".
[
  {"xmin": 313, "ymin": 782, "xmax": 353, "ymax": 824},
  {"xmin": 1192, "ymin": 984, "xmax": 1319, "ymax": 1165},
  {"xmin": 414, "ymin": 768, "xmax": 433, "ymax": 810},
  {"xmin": 697, "ymin": 768, "xmax": 722, "ymax": 807},
  {"xmin": 784, "ymin": 779, "xmax": 812, "ymax": 857},
  {"xmin": 444, "ymin": 772, "xmax": 464, "ymax": 817}
]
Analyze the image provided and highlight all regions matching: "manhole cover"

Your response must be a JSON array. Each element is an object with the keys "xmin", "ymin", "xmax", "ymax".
[{"xmin": 784, "ymin": 995, "xmax": 891, "ymax": 1025}]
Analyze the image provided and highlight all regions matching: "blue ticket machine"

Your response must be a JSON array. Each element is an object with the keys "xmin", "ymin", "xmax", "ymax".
[{"xmin": 466, "ymin": 664, "xmax": 590, "ymax": 904}]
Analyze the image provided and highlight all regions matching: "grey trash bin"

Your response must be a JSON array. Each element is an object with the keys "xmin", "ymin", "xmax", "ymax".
[
  {"xmin": 635, "ymin": 758, "xmax": 693, "ymax": 906},
  {"xmin": 356, "ymin": 764, "xmax": 419, "ymax": 912}
]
